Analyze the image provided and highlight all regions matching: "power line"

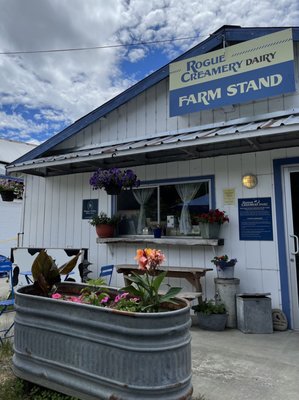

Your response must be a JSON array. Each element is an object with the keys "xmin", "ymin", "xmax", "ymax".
[{"xmin": 0, "ymin": 35, "xmax": 203, "ymax": 55}]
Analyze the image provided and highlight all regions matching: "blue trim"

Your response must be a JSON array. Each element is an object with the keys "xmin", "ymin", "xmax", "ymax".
[
  {"xmin": 273, "ymin": 156, "xmax": 299, "ymax": 327},
  {"xmin": 0, "ymin": 174, "xmax": 23, "ymax": 182},
  {"xmin": 12, "ymin": 26, "xmax": 299, "ymax": 165}
]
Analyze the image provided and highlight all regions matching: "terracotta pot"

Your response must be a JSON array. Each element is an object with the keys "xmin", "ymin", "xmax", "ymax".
[{"xmin": 96, "ymin": 224, "xmax": 115, "ymax": 238}]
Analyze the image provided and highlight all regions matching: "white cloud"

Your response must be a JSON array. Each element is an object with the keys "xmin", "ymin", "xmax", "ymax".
[
  {"xmin": 0, "ymin": 0, "xmax": 298, "ymax": 143},
  {"xmin": 127, "ymin": 48, "xmax": 146, "ymax": 62}
]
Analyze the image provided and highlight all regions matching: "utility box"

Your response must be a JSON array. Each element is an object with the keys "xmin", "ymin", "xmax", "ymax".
[{"xmin": 237, "ymin": 293, "xmax": 273, "ymax": 334}]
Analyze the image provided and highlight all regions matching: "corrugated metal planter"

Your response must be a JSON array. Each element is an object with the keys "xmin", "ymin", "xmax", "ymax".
[{"xmin": 13, "ymin": 283, "xmax": 193, "ymax": 400}]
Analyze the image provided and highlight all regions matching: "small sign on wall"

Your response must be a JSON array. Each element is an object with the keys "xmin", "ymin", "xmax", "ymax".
[
  {"xmin": 82, "ymin": 199, "xmax": 98, "ymax": 220},
  {"xmin": 238, "ymin": 197, "xmax": 273, "ymax": 241},
  {"xmin": 223, "ymin": 188, "xmax": 236, "ymax": 205}
]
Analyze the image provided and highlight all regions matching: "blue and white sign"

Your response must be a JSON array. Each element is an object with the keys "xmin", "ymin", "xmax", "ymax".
[
  {"xmin": 238, "ymin": 197, "xmax": 273, "ymax": 241},
  {"xmin": 169, "ymin": 29, "xmax": 295, "ymax": 117},
  {"xmin": 82, "ymin": 199, "xmax": 98, "ymax": 220}
]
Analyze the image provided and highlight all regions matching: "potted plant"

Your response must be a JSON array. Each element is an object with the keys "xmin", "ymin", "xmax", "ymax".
[
  {"xmin": 197, "ymin": 209, "xmax": 229, "ymax": 238},
  {"xmin": 89, "ymin": 167, "xmax": 140, "ymax": 195},
  {"xmin": 192, "ymin": 299, "xmax": 228, "ymax": 331},
  {"xmin": 211, "ymin": 255, "xmax": 238, "ymax": 278},
  {"xmin": 89, "ymin": 211, "xmax": 119, "ymax": 238},
  {"xmin": 0, "ymin": 178, "xmax": 24, "ymax": 202},
  {"xmin": 13, "ymin": 249, "xmax": 193, "ymax": 400}
]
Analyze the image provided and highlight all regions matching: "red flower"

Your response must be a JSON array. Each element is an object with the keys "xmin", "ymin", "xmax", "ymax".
[{"xmin": 197, "ymin": 209, "xmax": 229, "ymax": 225}]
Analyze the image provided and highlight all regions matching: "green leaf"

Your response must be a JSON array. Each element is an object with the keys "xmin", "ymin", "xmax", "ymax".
[
  {"xmin": 127, "ymin": 273, "xmax": 150, "ymax": 291},
  {"xmin": 159, "ymin": 287, "xmax": 182, "ymax": 302},
  {"xmin": 121, "ymin": 285, "xmax": 142, "ymax": 297},
  {"xmin": 36, "ymin": 274, "xmax": 49, "ymax": 295},
  {"xmin": 31, "ymin": 250, "xmax": 54, "ymax": 281},
  {"xmin": 58, "ymin": 252, "xmax": 81, "ymax": 275},
  {"xmin": 152, "ymin": 271, "xmax": 167, "ymax": 291}
]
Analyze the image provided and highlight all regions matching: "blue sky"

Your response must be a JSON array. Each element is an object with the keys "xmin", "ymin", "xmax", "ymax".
[{"xmin": 0, "ymin": 0, "xmax": 298, "ymax": 145}]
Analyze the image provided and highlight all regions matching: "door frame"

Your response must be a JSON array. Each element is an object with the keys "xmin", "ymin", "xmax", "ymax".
[{"xmin": 274, "ymin": 156, "xmax": 299, "ymax": 328}]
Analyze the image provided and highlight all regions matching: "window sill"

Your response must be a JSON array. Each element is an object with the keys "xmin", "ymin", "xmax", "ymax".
[{"xmin": 96, "ymin": 235, "xmax": 224, "ymax": 246}]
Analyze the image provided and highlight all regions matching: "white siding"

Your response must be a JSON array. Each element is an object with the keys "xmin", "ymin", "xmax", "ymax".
[
  {"xmin": 0, "ymin": 199, "xmax": 23, "ymax": 257},
  {"xmin": 20, "ymin": 146, "xmax": 299, "ymax": 308},
  {"xmin": 54, "ymin": 43, "xmax": 299, "ymax": 153},
  {"xmin": 18, "ymin": 41, "xmax": 299, "ymax": 309}
]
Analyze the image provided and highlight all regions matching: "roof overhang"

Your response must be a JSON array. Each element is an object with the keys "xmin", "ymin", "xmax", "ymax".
[
  {"xmin": 7, "ymin": 113, "xmax": 299, "ymax": 177},
  {"xmin": 11, "ymin": 26, "xmax": 299, "ymax": 167}
]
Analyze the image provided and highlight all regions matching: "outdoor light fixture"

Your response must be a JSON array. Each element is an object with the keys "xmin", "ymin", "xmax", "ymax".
[{"xmin": 242, "ymin": 174, "xmax": 258, "ymax": 189}]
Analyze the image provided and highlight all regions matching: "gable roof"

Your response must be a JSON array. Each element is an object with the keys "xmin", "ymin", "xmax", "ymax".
[{"xmin": 12, "ymin": 25, "xmax": 299, "ymax": 166}]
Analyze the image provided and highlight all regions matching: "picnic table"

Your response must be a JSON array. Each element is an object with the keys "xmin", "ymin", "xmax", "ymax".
[{"xmin": 116, "ymin": 264, "xmax": 213, "ymax": 300}]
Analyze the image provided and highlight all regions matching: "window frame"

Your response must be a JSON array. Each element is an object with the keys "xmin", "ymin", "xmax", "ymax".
[{"xmin": 112, "ymin": 174, "xmax": 216, "ymax": 235}]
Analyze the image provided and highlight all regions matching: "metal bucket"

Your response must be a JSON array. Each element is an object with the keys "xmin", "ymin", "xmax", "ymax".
[{"xmin": 13, "ymin": 283, "xmax": 193, "ymax": 400}]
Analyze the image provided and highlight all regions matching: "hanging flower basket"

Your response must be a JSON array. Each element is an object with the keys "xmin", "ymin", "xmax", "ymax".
[
  {"xmin": 89, "ymin": 168, "xmax": 140, "ymax": 195},
  {"xmin": 0, "ymin": 178, "xmax": 24, "ymax": 201},
  {"xmin": 0, "ymin": 191, "xmax": 15, "ymax": 202},
  {"xmin": 105, "ymin": 184, "xmax": 122, "ymax": 195}
]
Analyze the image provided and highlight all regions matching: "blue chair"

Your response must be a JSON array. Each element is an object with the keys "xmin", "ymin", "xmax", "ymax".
[
  {"xmin": 0, "ymin": 260, "xmax": 15, "ymax": 344},
  {"xmin": 0, "ymin": 255, "xmax": 8, "ymax": 278},
  {"xmin": 99, "ymin": 264, "xmax": 114, "ymax": 285}
]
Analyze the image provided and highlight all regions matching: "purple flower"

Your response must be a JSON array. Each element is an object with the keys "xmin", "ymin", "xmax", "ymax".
[{"xmin": 89, "ymin": 168, "xmax": 140, "ymax": 191}]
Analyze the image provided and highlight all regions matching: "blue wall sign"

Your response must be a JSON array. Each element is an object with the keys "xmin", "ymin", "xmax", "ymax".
[
  {"xmin": 82, "ymin": 199, "xmax": 98, "ymax": 220},
  {"xmin": 238, "ymin": 197, "xmax": 273, "ymax": 241}
]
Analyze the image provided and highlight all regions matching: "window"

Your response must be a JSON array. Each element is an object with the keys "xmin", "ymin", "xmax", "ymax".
[{"xmin": 116, "ymin": 177, "xmax": 212, "ymax": 236}]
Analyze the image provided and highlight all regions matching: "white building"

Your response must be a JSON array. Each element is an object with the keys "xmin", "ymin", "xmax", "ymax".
[
  {"xmin": 7, "ymin": 25, "xmax": 299, "ymax": 328},
  {"xmin": 0, "ymin": 139, "xmax": 35, "ymax": 257}
]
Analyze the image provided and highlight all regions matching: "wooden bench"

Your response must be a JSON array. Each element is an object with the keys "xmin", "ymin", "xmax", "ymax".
[
  {"xmin": 159, "ymin": 289, "xmax": 202, "ymax": 301},
  {"xmin": 116, "ymin": 264, "xmax": 213, "ymax": 301}
]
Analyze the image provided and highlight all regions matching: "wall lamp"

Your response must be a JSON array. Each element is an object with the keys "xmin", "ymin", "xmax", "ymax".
[{"xmin": 242, "ymin": 174, "xmax": 258, "ymax": 189}]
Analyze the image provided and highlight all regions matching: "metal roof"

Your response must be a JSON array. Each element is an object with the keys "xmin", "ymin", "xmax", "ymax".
[
  {"xmin": 11, "ymin": 25, "xmax": 299, "ymax": 167},
  {"xmin": 0, "ymin": 139, "xmax": 35, "ymax": 165},
  {"xmin": 7, "ymin": 112, "xmax": 299, "ymax": 177}
]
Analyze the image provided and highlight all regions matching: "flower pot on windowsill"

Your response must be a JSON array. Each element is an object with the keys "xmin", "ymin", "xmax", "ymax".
[
  {"xmin": 0, "ymin": 191, "xmax": 15, "ymax": 202},
  {"xmin": 199, "ymin": 222, "xmax": 221, "ymax": 239},
  {"xmin": 96, "ymin": 224, "xmax": 115, "ymax": 238}
]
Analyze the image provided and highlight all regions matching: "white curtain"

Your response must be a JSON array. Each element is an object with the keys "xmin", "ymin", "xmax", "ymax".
[
  {"xmin": 176, "ymin": 183, "xmax": 202, "ymax": 235},
  {"xmin": 133, "ymin": 188, "xmax": 154, "ymax": 234}
]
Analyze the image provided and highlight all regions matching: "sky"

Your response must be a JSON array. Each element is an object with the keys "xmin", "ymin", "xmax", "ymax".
[{"xmin": 0, "ymin": 0, "xmax": 298, "ymax": 145}]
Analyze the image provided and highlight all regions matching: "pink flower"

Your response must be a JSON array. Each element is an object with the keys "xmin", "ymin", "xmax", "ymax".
[
  {"xmin": 114, "ymin": 295, "xmax": 121, "ymax": 303},
  {"xmin": 52, "ymin": 293, "xmax": 62, "ymax": 299},
  {"xmin": 100, "ymin": 296, "xmax": 110, "ymax": 304},
  {"xmin": 120, "ymin": 292, "xmax": 129, "ymax": 299},
  {"xmin": 69, "ymin": 296, "xmax": 82, "ymax": 303}
]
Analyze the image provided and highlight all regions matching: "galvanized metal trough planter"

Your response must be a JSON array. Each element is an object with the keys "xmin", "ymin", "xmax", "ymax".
[{"xmin": 13, "ymin": 283, "xmax": 193, "ymax": 400}]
